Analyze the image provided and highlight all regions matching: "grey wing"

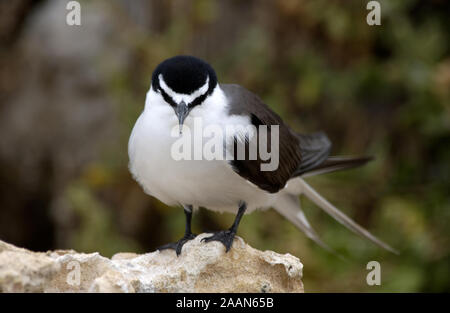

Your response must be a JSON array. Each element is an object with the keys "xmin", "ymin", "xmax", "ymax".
[{"xmin": 292, "ymin": 132, "xmax": 332, "ymax": 177}]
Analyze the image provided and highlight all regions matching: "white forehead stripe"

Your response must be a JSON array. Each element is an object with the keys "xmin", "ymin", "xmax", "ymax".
[{"xmin": 158, "ymin": 74, "xmax": 209, "ymax": 104}]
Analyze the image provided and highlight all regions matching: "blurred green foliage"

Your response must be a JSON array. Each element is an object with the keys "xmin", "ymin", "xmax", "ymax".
[
  {"xmin": 64, "ymin": 0, "xmax": 450, "ymax": 292},
  {"xmin": 69, "ymin": 0, "xmax": 450, "ymax": 292},
  {"xmin": 5, "ymin": 0, "xmax": 448, "ymax": 292}
]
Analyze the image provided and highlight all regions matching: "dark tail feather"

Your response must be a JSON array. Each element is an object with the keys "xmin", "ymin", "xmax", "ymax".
[{"xmin": 301, "ymin": 156, "xmax": 373, "ymax": 178}]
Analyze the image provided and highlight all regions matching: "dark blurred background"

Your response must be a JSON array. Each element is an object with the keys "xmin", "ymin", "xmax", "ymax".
[{"xmin": 0, "ymin": 0, "xmax": 449, "ymax": 292}]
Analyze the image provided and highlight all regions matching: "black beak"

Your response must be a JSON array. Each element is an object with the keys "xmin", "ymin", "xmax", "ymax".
[{"xmin": 175, "ymin": 101, "xmax": 189, "ymax": 134}]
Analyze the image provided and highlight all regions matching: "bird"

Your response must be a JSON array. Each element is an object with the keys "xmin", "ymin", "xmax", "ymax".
[{"xmin": 128, "ymin": 55, "xmax": 397, "ymax": 256}]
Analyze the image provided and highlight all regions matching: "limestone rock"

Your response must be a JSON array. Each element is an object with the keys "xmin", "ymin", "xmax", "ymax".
[{"xmin": 0, "ymin": 234, "xmax": 303, "ymax": 293}]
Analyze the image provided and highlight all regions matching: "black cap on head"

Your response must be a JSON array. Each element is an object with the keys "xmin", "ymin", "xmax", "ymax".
[{"xmin": 152, "ymin": 55, "xmax": 217, "ymax": 95}]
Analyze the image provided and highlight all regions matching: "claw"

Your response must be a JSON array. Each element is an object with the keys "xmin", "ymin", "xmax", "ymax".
[
  {"xmin": 158, "ymin": 233, "xmax": 197, "ymax": 256},
  {"xmin": 202, "ymin": 230, "xmax": 236, "ymax": 252}
]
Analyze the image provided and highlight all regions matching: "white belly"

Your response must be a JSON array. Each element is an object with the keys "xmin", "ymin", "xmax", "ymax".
[{"xmin": 128, "ymin": 95, "xmax": 276, "ymax": 214}]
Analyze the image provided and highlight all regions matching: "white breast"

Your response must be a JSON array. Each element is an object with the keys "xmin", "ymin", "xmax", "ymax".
[{"xmin": 128, "ymin": 86, "xmax": 276, "ymax": 213}]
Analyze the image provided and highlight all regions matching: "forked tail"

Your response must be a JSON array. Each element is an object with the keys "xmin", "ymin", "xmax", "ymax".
[{"xmin": 274, "ymin": 158, "xmax": 398, "ymax": 254}]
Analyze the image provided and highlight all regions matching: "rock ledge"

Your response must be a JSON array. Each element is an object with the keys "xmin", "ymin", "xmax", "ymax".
[{"xmin": 0, "ymin": 234, "xmax": 303, "ymax": 292}]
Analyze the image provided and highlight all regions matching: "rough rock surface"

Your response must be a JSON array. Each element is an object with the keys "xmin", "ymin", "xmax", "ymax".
[{"xmin": 0, "ymin": 234, "xmax": 303, "ymax": 292}]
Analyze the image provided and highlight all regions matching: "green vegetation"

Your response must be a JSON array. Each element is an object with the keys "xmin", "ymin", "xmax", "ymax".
[
  {"xmin": 2, "ymin": 0, "xmax": 448, "ymax": 292},
  {"xmin": 67, "ymin": 0, "xmax": 449, "ymax": 292}
]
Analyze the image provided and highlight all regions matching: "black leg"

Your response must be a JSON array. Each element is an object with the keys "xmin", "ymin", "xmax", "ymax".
[
  {"xmin": 158, "ymin": 205, "xmax": 197, "ymax": 256},
  {"xmin": 202, "ymin": 202, "xmax": 247, "ymax": 252}
]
